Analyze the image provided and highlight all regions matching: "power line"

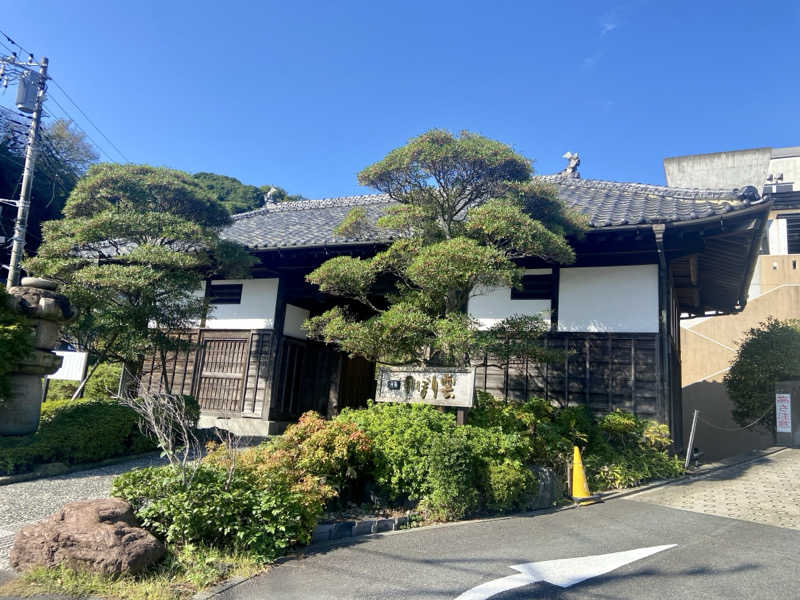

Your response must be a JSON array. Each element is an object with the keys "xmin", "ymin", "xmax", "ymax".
[
  {"xmin": 43, "ymin": 99, "xmax": 116, "ymax": 163},
  {"xmin": 0, "ymin": 28, "xmax": 129, "ymax": 164},
  {"xmin": 48, "ymin": 77, "xmax": 130, "ymax": 163},
  {"xmin": 0, "ymin": 28, "xmax": 32, "ymax": 57}
]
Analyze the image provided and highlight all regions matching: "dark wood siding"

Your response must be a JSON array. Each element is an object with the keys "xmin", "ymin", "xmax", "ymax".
[{"xmin": 475, "ymin": 332, "xmax": 662, "ymax": 421}]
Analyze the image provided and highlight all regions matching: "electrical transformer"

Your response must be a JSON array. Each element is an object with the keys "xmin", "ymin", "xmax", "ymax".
[{"xmin": 16, "ymin": 70, "xmax": 40, "ymax": 113}]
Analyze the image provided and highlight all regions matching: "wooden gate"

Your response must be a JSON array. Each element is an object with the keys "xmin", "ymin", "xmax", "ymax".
[{"xmin": 194, "ymin": 337, "xmax": 250, "ymax": 413}]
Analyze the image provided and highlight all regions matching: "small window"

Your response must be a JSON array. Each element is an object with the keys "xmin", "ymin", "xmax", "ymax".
[
  {"xmin": 208, "ymin": 283, "xmax": 242, "ymax": 305},
  {"xmin": 511, "ymin": 274, "xmax": 552, "ymax": 300},
  {"xmin": 786, "ymin": 215, "xmax": 800, "ymax": 254}
]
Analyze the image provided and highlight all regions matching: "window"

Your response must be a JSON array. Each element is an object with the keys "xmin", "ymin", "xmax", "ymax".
[
  {"xmin": 785, "ymin": 215, "xmax": 800, "ymax": 254},
  {"xmin": 207, "ymin": 283, "xmax": 242, "ymax": 305},
  {"xmin": 510, "ymin": 274, "xmax": 553, "ymax": 300}
]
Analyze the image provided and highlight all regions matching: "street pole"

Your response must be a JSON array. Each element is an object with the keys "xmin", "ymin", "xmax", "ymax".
[
  {"xmin": 684, "ymin": 409, "xmax": 699, "ymax": 470},
  {"xmin": 6, "ymin": 56, "xmax": 48, "ymax": 289}
]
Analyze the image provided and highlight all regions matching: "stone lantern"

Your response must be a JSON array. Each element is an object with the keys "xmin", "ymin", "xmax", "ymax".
[{"xmin": 0, "ymin": 277, "xmax": 76, "ymax": 436}]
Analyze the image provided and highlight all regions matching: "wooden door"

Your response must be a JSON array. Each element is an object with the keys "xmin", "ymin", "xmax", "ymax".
[
  {"xmin": 338, "ymin": 355, "xmax": 376, "ymax": 410},
  {"xmin": 194, "ymin": 337, "xmax": 250, "ymax": 413}
]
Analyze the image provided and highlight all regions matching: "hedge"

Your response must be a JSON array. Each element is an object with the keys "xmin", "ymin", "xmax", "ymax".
[{"xmin": 0, "ymin": 398, "xmax": 155, "ymax": 475}]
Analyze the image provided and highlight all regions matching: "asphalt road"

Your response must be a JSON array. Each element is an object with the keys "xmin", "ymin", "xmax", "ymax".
[{"xmin": 218, "ymin": 498, "xmax": 800, "ymax": 600}]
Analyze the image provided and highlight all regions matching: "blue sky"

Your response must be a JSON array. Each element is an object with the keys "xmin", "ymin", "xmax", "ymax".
[{"xmin": 2, "ymin": 1, "xmax": 798, "ymax": 199}]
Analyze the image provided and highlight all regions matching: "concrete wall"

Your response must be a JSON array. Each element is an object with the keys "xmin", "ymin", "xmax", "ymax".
[
  {"xmin": 664, "ymin": 148, "xmax": 772, "ymax": 189},
  {"xmin": 557, "ymin": 265, "xmax": 659, "ymax": 333},
  {"xmin": 468, "ymin": 269, "xmax": 552, "ymax": 329},
  {"xmin": 664, "ymin": 146, "xmax": 800, "ymax": 191},
  {"xmin": 680, "ymin": 274, "xmax": 800, "ymax": 459},
  {"xmin": 204, "ymin": 278, "xmax": 279, "ymax": 330}
]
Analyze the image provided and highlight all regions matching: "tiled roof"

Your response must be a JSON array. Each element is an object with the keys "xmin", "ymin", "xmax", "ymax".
[
  {"xmin": 222, "ymin": 194, "xmax": 395, "ymax": 249},
  {"xmin": 222, "ymin": 178, "xmax": 765, "ymax": 249},
  {"xmin": 535, "ymin": 175, "xmax": 763, "ymax": 228}
]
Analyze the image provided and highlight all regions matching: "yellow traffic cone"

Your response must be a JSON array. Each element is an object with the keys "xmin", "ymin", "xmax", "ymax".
[{"xmin": 571, "ymin": 446, "xmax": 601, "ymax": 505}]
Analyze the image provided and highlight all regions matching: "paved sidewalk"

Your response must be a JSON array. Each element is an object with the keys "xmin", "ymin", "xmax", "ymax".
[
  {"xmin": 628, "ymin": 448, "xmax": 800, "ymax": 530},
  {"xmin": 0, "ymin": 453, "xmax": 164, "ymax": 577}
]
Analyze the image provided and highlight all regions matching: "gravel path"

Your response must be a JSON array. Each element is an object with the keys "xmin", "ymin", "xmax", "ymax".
[{"xmin": 0, "ymin": 453, "xmax": 166, "ymax": 574}]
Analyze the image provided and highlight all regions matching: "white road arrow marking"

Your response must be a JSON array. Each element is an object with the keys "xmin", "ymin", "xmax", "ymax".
[{"xmin": 455, "ymin": 544, "xmax": 677, "ymax": 600}]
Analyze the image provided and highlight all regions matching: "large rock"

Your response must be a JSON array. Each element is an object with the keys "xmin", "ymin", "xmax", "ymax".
[
  {"xmin": 528, "ymin": 465, "xmax": 564, "ymax": 509},
  {"xmin": 9, "ymin": 498, "xmax": 164, "ymax": 576}
]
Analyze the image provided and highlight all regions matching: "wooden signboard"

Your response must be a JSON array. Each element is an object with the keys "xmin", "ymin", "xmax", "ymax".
[{"xmin": 375, "ymin": 366, "xmax": 475, "ymax": 409}]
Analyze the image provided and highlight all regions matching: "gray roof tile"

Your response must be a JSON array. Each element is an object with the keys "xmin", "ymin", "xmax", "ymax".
[{"xmin": 222, "ymin": 178, "xmax": 764, "ymax": 249}]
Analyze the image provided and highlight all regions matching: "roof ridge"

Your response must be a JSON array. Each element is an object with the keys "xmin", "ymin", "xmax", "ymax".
[
  {"xmin": 231, "ymin": 193, "xmax": 392, "ymax": 221},
  {"xmin": 533, "ymin": 174, "xmax": 759, "ymax": 200}
]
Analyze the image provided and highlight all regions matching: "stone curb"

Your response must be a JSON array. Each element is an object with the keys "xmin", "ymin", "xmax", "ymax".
[
  {"xmin": 310, "ymin": 515, "xmax": 412, "ymax": 544},
  {"xmin": 0, "ymin": 451, "xmax": 161, "ymax": 486}
]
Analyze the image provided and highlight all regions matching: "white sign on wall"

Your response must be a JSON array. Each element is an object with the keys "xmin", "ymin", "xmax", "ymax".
[
  {"xmin": 46, "ymin": 351, "xmax": 88, "ymax": 382},
  {"xmin": 376, "ymin": 366, "xmax": 475, "ymax": 408},
  {"xmin": 776, "ymin": 393, "xmax": 792, "ymax": 433}
]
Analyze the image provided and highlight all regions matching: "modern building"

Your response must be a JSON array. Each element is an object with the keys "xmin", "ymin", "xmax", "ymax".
[
  {"xmin": 137, "ymin": 162, "xmax": 768, "ymax": 443},
  {"xmin": 666, "ymin": 146, "xmax": 800, "ymax": 459}
]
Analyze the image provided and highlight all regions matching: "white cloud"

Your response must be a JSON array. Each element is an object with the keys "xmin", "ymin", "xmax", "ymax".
[{"xmin": 601, "ymin": 22, "xmax": 618, "ymax": 34}]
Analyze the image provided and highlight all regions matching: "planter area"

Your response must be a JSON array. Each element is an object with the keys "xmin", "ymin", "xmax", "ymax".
[{"xmin": 2, "ymin": 395, "xmax": 684, "ymax": 600}]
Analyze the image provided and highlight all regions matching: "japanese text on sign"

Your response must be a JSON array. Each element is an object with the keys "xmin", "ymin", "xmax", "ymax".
[
  {"xmin": 776, "ymin": 393, "xmax": 792, "ymax": 433},
  {"xmin": 376, "ymin": 367, "xmax": 475, "ymax": 408}
]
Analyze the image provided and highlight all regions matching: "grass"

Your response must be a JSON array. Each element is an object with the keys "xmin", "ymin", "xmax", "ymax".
[{"xmin": 0, "ymin": 544, "xmax": 266, "ymax": 600}]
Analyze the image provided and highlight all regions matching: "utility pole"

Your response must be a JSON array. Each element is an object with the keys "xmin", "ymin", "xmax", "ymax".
[{"xmin": 5, "ymin": 56, "xmax": 48, "ymax": 288}]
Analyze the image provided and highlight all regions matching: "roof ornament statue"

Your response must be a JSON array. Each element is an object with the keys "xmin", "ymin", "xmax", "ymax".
[
  {"xmin": 559, "ymin": 151, "xmax": 581, "ymax": 178},
  {"xmin": 263, "ymin": 187, "xmax": 281, "ymax": 205}
]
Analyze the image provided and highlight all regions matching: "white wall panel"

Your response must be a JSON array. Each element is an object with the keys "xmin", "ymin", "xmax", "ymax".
[
  {"xmin": 204, "ymin": 278, "xmax": 279, "ymax": 330},
  {"xmin": 283, "ymin": 304, "xmax": 310, "ymax": 339},
  {"xmin": 558, "ymin": 265, "xmax": 659, "ymax": 333},
  {"xmin": 468, "ymin": 269, "xmax": 552, "ymax": 329}
]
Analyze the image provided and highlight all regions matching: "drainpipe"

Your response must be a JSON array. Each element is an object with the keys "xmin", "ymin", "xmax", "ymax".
[{"xmin": 653, "ymin": 224, "xmax": 678, "ymax": 444}]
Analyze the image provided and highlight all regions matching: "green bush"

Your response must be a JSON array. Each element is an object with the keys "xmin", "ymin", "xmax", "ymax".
[
  {"xmin": 337, "ymin": 402, "xmax": 541, "ymax": 519},
  {"xmin": 0, "ymin": 399, "xmax": 155, "ymax": 475},
  {"xmin": 111, "ymin": 462, "xmax": 324, "ymax": 561},
  {"xmin": 422, "ymin": 427, "xmax": 481, "ymax": 520},
  {"xmin": 275, "ymin": 411, "xmax": 372, "ymax": 499},
  {"xmin": 485, "ymin": 459, "xmax": 538, "ymax": 513},
  {"xmin": 83, "ymin": 363, "xmax": 122, "ymax": 399},
  {"xmin": 45, "ymin": 378, "xmax": 79, "ymax": 402},
  {"xmin": 46, "ymin": 362, "xmax": 123, "ymax": 402},
  {"xmin": 337, "ymin": 402, "xmax": 456, "ymax": 504},
  {"xmin": 724, "ymin": 318, "xmax": 800, "ymax": 430}
]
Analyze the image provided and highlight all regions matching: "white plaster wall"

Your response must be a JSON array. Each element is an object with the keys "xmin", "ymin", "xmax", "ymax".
[
  {"xmin": 468, "ymin": 269, "xmax": 551, "ymax": 330},
  {"xmin": 558, "ymin": 265, "xmax": 659, "ymax": 333},
  {"xmin": 283, "ymin": 304, "xmax": 310, "ymax": 339},
  {"xmin": 204, "ymin": 278, "xmax": 279, "ymax": 330}
]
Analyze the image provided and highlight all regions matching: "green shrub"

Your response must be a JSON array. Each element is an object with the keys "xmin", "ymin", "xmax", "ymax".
[
  {"xmin": 276, "ymin": 411, "xmax": 372, "ymax": 498},
  {"xmin": 724, "ymin": 318, "xmax": 800, "ymax": 430},
  {"xmin": 0, "ymin": 400, "xmax": 155, "ymax": 475},
  {"xmin": 485, "ymin": 459, "xmax": 538, "ymax": 513},
  {"xmin": 469, "ymin": 393, "xmax": 683, "ymax": 493},
  {"xmin": 111, "ymin": 462, "xmax": 324, "ymax": 561},
  {"xmin": 83, "ymin": 363, "xmax": 122, "ymax": 399},
  {"xmin": 337, "ymin": 402, "xmax": 541, "ymax": 519},
  {"xmin": 337, "ymin": 402, "xmax": 456, "ymax": 504},
  {"xmin": 44, "ymin": 378, "xmax": 79, "ymax": 402},
  {"xmin": 422, "ymin": 427, "xmax": 481, "ymax": 520},
  {"xmin": 46, "ymin": 363, "xmax": 123, "ymax": 403}
]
